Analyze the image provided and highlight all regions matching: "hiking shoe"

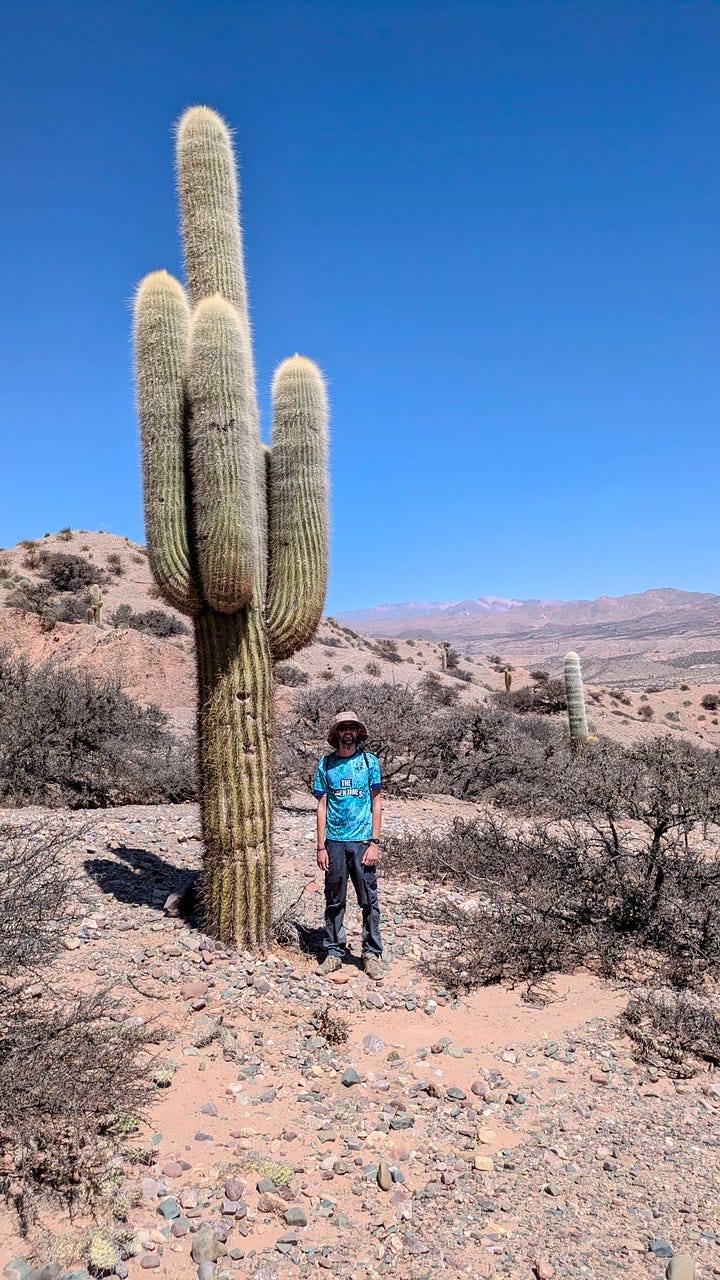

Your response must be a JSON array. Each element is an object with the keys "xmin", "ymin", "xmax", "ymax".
[
  {"xmin": 317, "ymin": 955, "xmax": 342, "ymax": 976},
  {"xmin": 363, "ymin": 954, "xmax": 385, "ymax": 981}
]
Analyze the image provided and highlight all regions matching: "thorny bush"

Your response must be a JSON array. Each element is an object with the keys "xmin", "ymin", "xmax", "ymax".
[
  {"xmin": 619, "ymin": 988, "xmax": 720, "ymax": 1075},
  {"xmin": 278, "ymin": 678, "xmax": 570, "ymax": 803},
  {"xmin": 0, "ymin": 650, "xmax": 195, "ymax": 806},
  {"xmin": 385, "ymin": 736, "xmax": 720, "ymax": 994},
  {"xmin": 39, "ymin": 551, "xmax": 109, "ymax": 593},
  {"xmin": 0, "ymin": 823, "xmax": 156, "ymax": 1225}
]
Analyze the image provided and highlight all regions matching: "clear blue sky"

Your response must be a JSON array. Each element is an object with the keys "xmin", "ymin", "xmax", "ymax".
[{"xmin": 1, "ymin": 0, "xmax": 717, "ymax": 612}]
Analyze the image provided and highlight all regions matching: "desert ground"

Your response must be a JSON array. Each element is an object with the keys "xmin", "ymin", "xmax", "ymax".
[
  {"xmin": 1, "ymin": 795, "xmax": 718, "ymax": 1280},
  {"xmin": 0, "ymin": 531, "xmax": 718, "ymax": 1279}
]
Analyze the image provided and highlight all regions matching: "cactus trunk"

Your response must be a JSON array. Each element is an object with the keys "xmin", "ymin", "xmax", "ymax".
[
  {"xmin": 195, "ymin": 609, "xmax": 274, "ymax": 949},
  {"xmin": 564, "ymin": 650, "xmax": 590, "ymax": 754}
]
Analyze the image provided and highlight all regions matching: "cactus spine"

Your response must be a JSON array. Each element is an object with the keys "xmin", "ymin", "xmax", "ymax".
[
  {"xmin": 134, "ymin": 108, "xmax": 329, "ymax": 949},
  {"xmin": 87, "ymin": 584, "xmax": 103, "ymax": 626},
  {"xmin": 563, "ymin": 651, "xmax": 589, "ymax": 753}
]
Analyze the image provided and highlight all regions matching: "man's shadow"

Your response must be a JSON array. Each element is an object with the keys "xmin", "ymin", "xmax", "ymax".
[{"xmin": 84, "ymin": 846, "xmax": 201, "ymax": 927}]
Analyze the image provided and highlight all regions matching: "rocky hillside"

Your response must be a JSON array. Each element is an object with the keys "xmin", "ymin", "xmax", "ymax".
[
  {"xmin": 0, "ymin": 530, "xmax": 718, "ymax": 750},
  {"xmin": 338, "ymin": 589, "xmax": 720, "ymax": 690}
]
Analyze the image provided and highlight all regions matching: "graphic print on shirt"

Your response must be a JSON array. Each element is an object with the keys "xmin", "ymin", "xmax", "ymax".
[{"xmin": 313, "ymin": 750, "xmax": 382, "ymax": 841}]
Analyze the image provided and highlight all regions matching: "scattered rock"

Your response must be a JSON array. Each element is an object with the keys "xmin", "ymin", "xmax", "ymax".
[
  {"xmin": 191, "ymin": 1226, "xmax": 223, "ymax": 1266},
  {"xmin": 667, "ymin": 1259, "xmax": 695, "ymax": 1280}
]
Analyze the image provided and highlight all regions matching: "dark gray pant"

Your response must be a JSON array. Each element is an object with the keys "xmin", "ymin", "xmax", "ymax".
[{"xmin": 323, "ymin": 840, "xmax": 382, "ymax": 958}]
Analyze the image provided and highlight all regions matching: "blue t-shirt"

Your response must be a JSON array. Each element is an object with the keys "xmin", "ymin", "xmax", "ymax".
[{"xmin": 313, "ymin": 750, "xmax": 382, "ymax": 841}]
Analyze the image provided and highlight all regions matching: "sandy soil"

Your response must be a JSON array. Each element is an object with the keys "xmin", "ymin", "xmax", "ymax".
[{"xmin": 0, "ymin": 797, "xmax": 718, "ymax": 1280}]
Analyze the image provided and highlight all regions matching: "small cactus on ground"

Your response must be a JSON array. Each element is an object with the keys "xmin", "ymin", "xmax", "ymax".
[
  {"xmin": 563, "ymin": 651, "xmax": 590, "ymax": 753},
  {"xmin": 134, "ymin": 107, "xmax": 329, "ymax": 949},
  {"xmin": 504, "ymin": 667, "xmax": 512, "ymax": 693},
  {"xmin": 87, "ymin": 583, "xmax": 103, "ymax": 625},
  {"xmin": 87, "ymin": 1228, "xmax": 120, "ymax": 1274},
  {"xmin": 149, "ymin": 1058, "xmax": 177, "ymax": 1087}
]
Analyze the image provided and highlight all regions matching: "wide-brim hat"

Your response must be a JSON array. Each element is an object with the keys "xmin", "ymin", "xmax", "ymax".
[{"xmin": 327, "ymin": 710, "xmax": 368, "ymax": 747}]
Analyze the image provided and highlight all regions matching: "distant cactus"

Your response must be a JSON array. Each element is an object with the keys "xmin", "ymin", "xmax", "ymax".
[
  {"xmin": 87, "ymin": 583, "xmax": 103, "ymax": 626},
  {"xmin": 504, "ymin": 667, "xmax": 512, "ymax": 693},
  {"xmin": 134, "ymin": 107, "xmax": 329, "ymax": 949},
  {"xmin": 563, "ymin": 651, "xmax": 590, "ymax": 752}
]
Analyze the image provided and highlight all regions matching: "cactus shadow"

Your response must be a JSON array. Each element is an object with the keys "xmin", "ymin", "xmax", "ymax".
[
  {"xmin": 294, "ymin": 922, "xmax": 327, "ymax": 956},
  {"xmin": 84, "ymin": 846, "xmax": 201, "ymax": 927}
]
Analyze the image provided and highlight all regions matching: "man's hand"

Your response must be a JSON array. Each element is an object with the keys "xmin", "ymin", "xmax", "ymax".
[
  {"xmin": 317, "ymin": 847, "xmax": 329, "ymax": 872},
  {"xmin": 362, "ymin": 843, "xmax": 378, "ymax": 867}
]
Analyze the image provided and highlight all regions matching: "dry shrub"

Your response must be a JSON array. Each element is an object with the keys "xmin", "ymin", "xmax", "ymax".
[
  {"xmin": 386, "ymin": 737, "xmax": 720, "ymax": 992},
  {"xmin": 373, "ymin": 638, "xmax": 402, "ymax": 664},
  {"xmin": 0, "ymin": 823, "xmax": 156, "ymax": 1225},
  {"xmin": 270, "ymin": 877, "xmax": 307, "ymax": 946},
  {"xmin": 110, "ymin": 602, "xmax": 188, "ymax": 638},
  {"xmin": 5, "ymin": 580, "xmax": 92, "ymax": 628},
  {"xmin": 278, "ymin": 678, "xmax": 569, "ymax": 804},
  {"xmin": 498, "ymin": 678, "xmax": 567, "ymax": 715},
  {"xmin": 0, "ymin": 650, "xmax": 195, "ymax": 806},
  {"xmin": 0, "ymin": 990, "xmax": 155, "ymax": 1225},
  {"xmin": 284, "ymin": 679, "xmax": 436, "ymax": 794},
  {"xmin": 275, "ymin": 661, "xmax": 309, "ymax": 687},
  {"xmin": 619, "ymin": 989, "xmax": 720, "ymax": 1075},
  {"xmin": 418, "ymin": 670, "xmax": 460, "ymax": 708},
  {"xmin": 0, "ymin": 822, "xmax": 70, "ymax": 975},
  {"xmin": 40, "ymin": 552, "xmax": 109, "ymax": 592}
]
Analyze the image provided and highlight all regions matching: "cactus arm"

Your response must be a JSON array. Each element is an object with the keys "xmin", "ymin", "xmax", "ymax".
[
  {"xmin": 176, "ymin": 106, "xmax": 249, "ymax": 316},
  {"xmin": 564, "ymin": 650, "xmax": 590, "ymax": 753},
  {"xmin": 266, "ymin": 355, "xmax": 330, "ymax": 661},
  {"xmin": 186, "ymin": 296, "xmax": 261, "ymax": 613},
  {"xmin": 134, "ymin": 271, "xmax": 202, "ymax": 616}
]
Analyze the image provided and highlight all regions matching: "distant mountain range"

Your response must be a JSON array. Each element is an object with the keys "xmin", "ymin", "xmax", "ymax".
[{"xmin": 337, "ymin": 588, "xmax": 720, "ymax": 688}]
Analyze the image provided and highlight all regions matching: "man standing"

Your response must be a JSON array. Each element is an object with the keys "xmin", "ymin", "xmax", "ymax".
[{"xmin": 314, "ymin": 711, "xmax": 385, "ymax": 980}]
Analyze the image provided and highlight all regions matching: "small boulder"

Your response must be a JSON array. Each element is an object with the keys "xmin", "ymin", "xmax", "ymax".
[
  {"xmin": 191, "ymin": 1226, "xmax": 223, "ymax": 1266},
  {"xmin": 667, "ymin": 1259, "xmax": 695, "ymax": 1280}
]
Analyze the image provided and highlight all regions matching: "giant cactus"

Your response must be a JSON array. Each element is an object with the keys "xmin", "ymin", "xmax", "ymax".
[
  {"xmin": 133, "ymin": 107, "xmax": 329, "ymax": 949},
  {"xmin": 563, "ymin": 650, "xmax": 590, "ymax": 753}
]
